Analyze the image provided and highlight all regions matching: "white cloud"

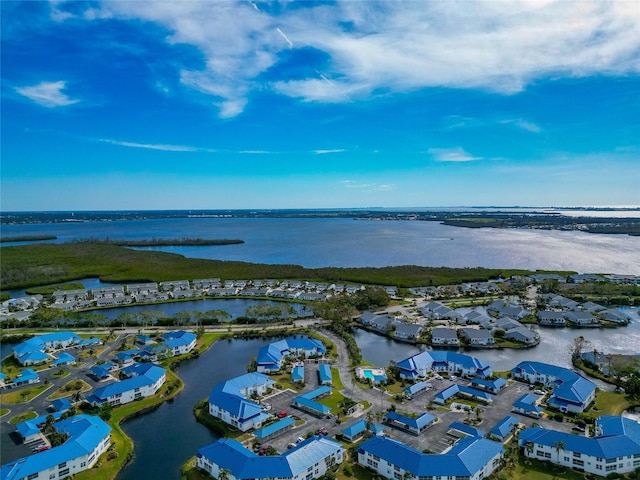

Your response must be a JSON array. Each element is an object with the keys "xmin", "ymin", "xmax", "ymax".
[
  {"xmin": 428, "ymin": 147, "xmax": 481, "ymax": 162},
  {"xmin": 99, "ymin": 138, "xmax": 213, "ymax": 152},
  {"xmin": 79, "ymin": 1, "xmax": 640, "ymax": 113},
  {"xmin": 314, "ymin": 149, "xmax": 346, "ymax": 155},
  {"xmin": 15, "ymin": 80, "xmax": 79, "ymax": 107},
  {"xmin": 341, "ymin": 180, "xmax": 395, "ymax": 191},
  {"xmin": 500, "ymin": 118, "xmax": 542, "ymax": 133}
]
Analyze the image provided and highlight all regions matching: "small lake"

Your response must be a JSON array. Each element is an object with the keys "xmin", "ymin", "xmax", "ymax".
[
  {"xmin": 84, "ymin": 298, "xmax": 312, "ymax": 322},
  {"xmin": 116, "ymin": 337, "xmax": 275, "ymax": 480}
]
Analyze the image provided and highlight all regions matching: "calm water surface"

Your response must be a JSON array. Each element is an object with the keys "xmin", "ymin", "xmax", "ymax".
[{"xmin": 2, "ymin": 217, "xmax": 638, "ymax": 273}]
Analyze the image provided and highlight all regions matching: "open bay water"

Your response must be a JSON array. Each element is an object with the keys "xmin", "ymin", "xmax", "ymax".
[{"xmin": 1, "ymin": 216, "xmax": 639, "ymax": 273}]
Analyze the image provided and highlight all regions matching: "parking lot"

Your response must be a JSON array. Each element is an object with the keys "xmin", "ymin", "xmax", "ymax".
[{"xmin": 252, "ymin": 373, "xmax": 577, "ymax": 455}]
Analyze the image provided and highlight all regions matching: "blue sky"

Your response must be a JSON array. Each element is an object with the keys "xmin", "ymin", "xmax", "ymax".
[{"xmin": 1, "ymin": 1, "xmax": 639, "ymax": 211}]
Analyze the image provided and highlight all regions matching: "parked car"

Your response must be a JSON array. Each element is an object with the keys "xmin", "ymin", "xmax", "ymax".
[
  {"xmin": 533, "ymin": 389, "xmax": 545, "ymax": 395},
  {"xmin": 276, "ymin": 410, "xmax": 287, "ymax": 418},
  {"xmin": 35, "ymin": 445, "xmax": 50, "ymax": 452},
  {"xmin": 287, "ymin": 442, "xmax": 296, "ymax": 449},
  {"xmin": 296, "ymin": 436, "xmax": 305, "ymax": 444}
]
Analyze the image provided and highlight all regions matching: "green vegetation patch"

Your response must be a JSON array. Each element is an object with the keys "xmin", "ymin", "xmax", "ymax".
[
  {"xmin": 9, "ymin": 410, "xmax": 37, "ymax": 424},
  {"xmin": 48, "ymin": 379, "xmax": 92, "ymax": 400},
  {"xmin": 0, "ymin": 384, "xmax": 52, "ymax": 404},
  {"xmin": 0, "ymin": 242, "xmax": 541, "ymax": 290}
]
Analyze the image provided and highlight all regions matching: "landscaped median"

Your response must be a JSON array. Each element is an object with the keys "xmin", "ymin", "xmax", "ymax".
[{"xmin": 0, "ymin": 384, "xmax": 52, "ymax": 404}]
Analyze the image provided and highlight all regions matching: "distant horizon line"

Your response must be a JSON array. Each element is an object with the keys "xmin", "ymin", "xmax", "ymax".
[{"xmin": 2, "ymin": 205, "xmax": 640, "ymax": 214}]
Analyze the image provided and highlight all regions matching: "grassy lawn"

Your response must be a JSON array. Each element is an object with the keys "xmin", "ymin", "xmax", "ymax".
[
  {"xmin": 1, "ymin": 355, "xmax": 27, "ymax": 378},
  {"xmin": 9, "ymin": 410, "xmax": 37, "ymax": 424},
  {"xmin": 330, "ymin": 367, "xmax": 345, "ymax": 390},
  {"xmin": 504, "ymin": 457, "xmax": 587, "ymax": 480},
  {"xmin": 181, "ymin": 457, "xmax": 211, "ymax": 480},
  {"xmin": 52, "ymin": 369, "xmax": 70, "ymax": 379},
  {"xmin": 581, "ymin": 390, "xmax": 634, "ymax": 420},
  {"xmin": 0, "ymin": 408, "xmax": 10, "ymax": 417},
  {"xmin": 76, "ymin": 346, "xmax": 108, "ymax": 361},
  {"xmin": 0, "ymin": 384, "xmax": 52, "ymax": 404},
  {"xmin": 47, "ymin": 379, "xmax": 92, "ymax": 400}
]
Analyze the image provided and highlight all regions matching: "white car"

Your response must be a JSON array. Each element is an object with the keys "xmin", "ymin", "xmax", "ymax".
[{"xmin": 534, "ymin": 389, "xmax": 545, "ymax": 395}]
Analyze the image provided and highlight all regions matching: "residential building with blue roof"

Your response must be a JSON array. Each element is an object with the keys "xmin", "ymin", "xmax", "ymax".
[
  {"xmin": 78, "ymin": 338, "xmax": 101, "ymax": 348},
  {"xmin": 382, "ymin": 411, "xmax": 436, "ymax": 435},
  {"xmin": 51, "ymin": 398, "xmax": 73, "ymax": 413},
  {"xmin": 489, "ymin": 416, "xmax": 520, "ymax": 442},
  {"xmin": 253, "ymin": 417, "xmax": 295, "ymax": 441},
  {"xmin": 196, "ymin": 435, "xmax": 344, "ymax": 480},
  {"xmin": 512, "ymin": 393, "xmax": 543, "ymax": 418},
  {"xmin": 397, "ymin": 350, "xmax": 492, "ymax": 380},
  {"xmin": 511, "ymin": 361, "xmax": 596, "ymax": 413},
  {"xmin": 1, "ymin": 414, "xmax": 111, "ymax": 480},
  {"xmin": 403, "ymin": 381, "xmax": 431, "ymax": 399},
  {"xmin": 12, "ymin": 332, "xmax": 81, "ymax": 366},
  {"xmin": 292, "ymin": 396, "xmax": 331, "ymax": 417},
  {"xmin": 12, "ymin": 368, "xmax": 40, "ymax": 386},
  {"xmin": 208, "ymin": 373, "xmax": 275, "ymax": 432},
  {"xmin": 318, "ymin": 364, "xmax": 332, "ymax": 385},
  {"xmin": 256, "ymin": 337, "xmax": 326, "ymax": 373},
  {"xmin": 291, "ymin": 365, "xmax": 304, "ymax": 383},
  {"xmin": 162, "ymin": 330, "xmax": 197, "ymax": 356},
  {"xmin": 433, "ymin": 384, "xmax": 494, "ymax": 405},
  {"xmin": 86, "ymin": 364, "xmax": 165, "ymax": 407},
  {"xmin": 53, "ymin": 352, "xmax": 76, "ymax": 366},
  {"xmin": 519, "ymin": 415, "xmax": 640, "ymax": 475},
  {"xmin": 357, "ymin": 435, "xmax": 503, "ymax": 480},
  {"xmin": 448, "ymin": 421, "xmax": 486, "ymax": 438},
  {"xmin": 341, "ymin": 419, "xmax": 368, "ymax": 442},
  {"xmin": 470, "ymin": 377, "xmax": 507, "ymax": 393}
]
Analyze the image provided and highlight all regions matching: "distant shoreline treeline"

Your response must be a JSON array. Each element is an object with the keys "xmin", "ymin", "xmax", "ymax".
[
  {"xmin": 0, "ymin": 241, "xmax": 550, "ymax": 291},
  {"xmin": 0, "ymin": 235, "xmax": 57, "ymax": 243},
  {"xmin": 77, "ymin": 237, "xmax": 245, "ymax": 247}
]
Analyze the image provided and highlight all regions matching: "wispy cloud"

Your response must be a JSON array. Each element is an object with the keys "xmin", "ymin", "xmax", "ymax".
[
  {"xmin": 314, "ymin": 149, "xmax": 346, "ymax": 155},
  {"xmin": 239, "ymin": 150, "xmax": 273, "ymax": 154},
  {"xmin": 341, "ymin": 180, "xmax": 395, "ymax": 191},
  {"xmin": 75, "ymin": 2, "xmax": 640, "ymax": 113},
  {"xmin": 15, "ymin": 80, "xmax": 79, "ymax": 107},
  {"xmin": 500, "ymin": 118, "xmax": 541, "ymax": 133},
  {"xmin": 99, "ymin": 138, "xmax": 213, "ymax": 152},
  {"xmin": 428, "ymin": 147, "xmax": 481, "ymax": 162},
  {"xmin": 276, "ymin": 27, "xmax": 293, "ymax": 49}
]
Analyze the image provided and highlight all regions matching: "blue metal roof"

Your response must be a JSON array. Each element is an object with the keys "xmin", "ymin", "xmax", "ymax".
[
  {"xmin": 53, "ymin": 352, "xmax": 76, "ymax": 365},
  {"xmin": 448, "ymin": 421, "xmax": 486, "ymax": 438},
  {"xmin": 300, "ymin": 385, "xmax": 332, "ymax": 400},
  {"xmin": 511, "ymin": 361, "xmax": 596, "ymax": 409},
  {"xmin": 78, "ymin": 338, "xmax": 101, "ymax": 346},
  {"xmin": 489, "ymin": 416, "xmax": 520, "ymax": 439},
  {"xmin": 197, "ymin": 436, "xmax": 343, "ymax": 479},
  {"xmin": 342, "ymin": 419, "xmax": 367, "ymax": 438},
  {"xmin": 384, "ymin": 411, "xmax": 435, "ymax": 430},
  {"xmin": 404, "ymin": 381, "xmax": 430, "ymax": 395},
  {"xmin": 254, "ymin": 417, "xmax": 295, "ymax": 439},
  {"xmin": 13, "ymin": 369, "xmax": 39, "ymax": 383},
  {"xmin": 2, "ymin": 415, "xmax": 111, "ymax": 480},
  {"xmin": 397, "ymin": 350, "xmax": 492, "ymax": 378},
  {"xmin": 51, "ymin": 398, "xmax": 73, "ymax": 412},
  {"xmin": 318, "ymin": 364, "xmax": 332, "ymax": 383},
  {"xmin": 256, "ymin": 337, "xmax": 326, "ymax": 370},
  {"xmin": 513, "ymin": 394, "xmax": 543, "ymax": 413},
  {"xmin": 519, "ymin": 416, "xmax": 640, "ymax": 460},
  {"xmin": 293, "ymin": 396, "xmax": 331, "ymax": 414},
  {"xmin": 471, "ymin": 377, "xmax": 507, "ymax": 390},
  {"xmin": 291, "ymin": 365, "xmax": 304, "ymax": 382},
  {"xmin": 92, "ymin": 365, "xmax": 165, "ymax": 400},
  {"xmin": 358, "ymin": 435, "xmax": 503, "ymax": 477}
]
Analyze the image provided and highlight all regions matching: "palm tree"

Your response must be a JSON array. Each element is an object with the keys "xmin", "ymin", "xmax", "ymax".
[
  {"xmin": 218, "ymin": 468, "xmax": 231, "ymax": 480},
  {"xmin": 553, "ymin": 440, "xmax": 565, "ymax": 464}
]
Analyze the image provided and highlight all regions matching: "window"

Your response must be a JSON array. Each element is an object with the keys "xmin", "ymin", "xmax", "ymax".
[
  {"xmin": 573, "ymin": 452, "xmax": 581, "ymax": 458},
  {"xmin": 80, "ymin": 462, "xmax": 86, "ymax": 468},
  {"xmin": 572, "ymin": 459, "xmax": 584, "ymax": 466},
  {"xmin": 544, "ymin": 452, "xmax": 551, "ymax": 459},
  {"xmin": 59, "ymin": 469, "xmax": 70, "ymax": 476},
  {"xmin": 28, "ymin": 474, "xmax": 39, "ymax": 480},
  {"xmin": 58, "ymin": 462, "xmax": 67, "ymax": 469},
  {"xmin": 606, "ymin": 465, "xmax": 617, "ymax": 472}
]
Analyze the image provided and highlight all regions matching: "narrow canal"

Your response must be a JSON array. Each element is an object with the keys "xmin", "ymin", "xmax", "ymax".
[{"xmin": 116, "ymin": 337, "xmax": 275, "ymax": 480}]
